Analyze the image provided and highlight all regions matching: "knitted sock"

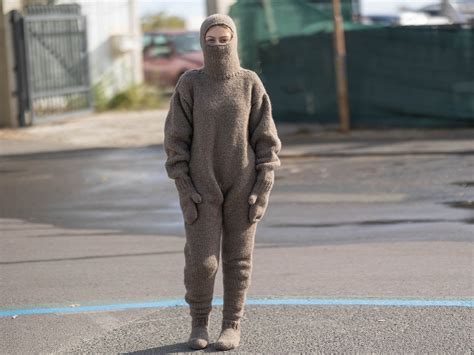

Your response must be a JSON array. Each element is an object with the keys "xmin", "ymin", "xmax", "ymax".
[
  {"xmin": 187, "ymin": 315, "xmax": 210, "ymax": 350},
  {"xmin": 215, "ymin": 320, "xmax": 241, "ymax": 351}
]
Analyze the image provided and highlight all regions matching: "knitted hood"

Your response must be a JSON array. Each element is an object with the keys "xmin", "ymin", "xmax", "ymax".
[{"xmin": 199, "ymin": 13, "xmax": 242, "ymax": 79}]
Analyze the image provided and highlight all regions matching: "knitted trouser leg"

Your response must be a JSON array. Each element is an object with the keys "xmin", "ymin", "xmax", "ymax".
[
  {"xmin": 183, "ymin": 199, "xmax": 223, "ymax": 318},
  {"xmin": 221, "ymin": 178, "xmax": 258, "ymax": 323}
]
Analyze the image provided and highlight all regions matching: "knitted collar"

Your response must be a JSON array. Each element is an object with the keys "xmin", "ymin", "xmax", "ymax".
[{"xmin": 199, "ymin": 14, "xmax": 242, "ymax": 80}]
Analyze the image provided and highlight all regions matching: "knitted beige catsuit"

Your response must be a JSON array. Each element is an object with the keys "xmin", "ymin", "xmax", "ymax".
[{"xmin": 164, "ymin": 14, "xmax": 282, "ymax": 331}]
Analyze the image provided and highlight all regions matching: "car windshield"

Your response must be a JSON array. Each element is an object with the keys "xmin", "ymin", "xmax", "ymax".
[{"xmin": 170, "ymin": 32, "xmax": 201, "ymax": 54}]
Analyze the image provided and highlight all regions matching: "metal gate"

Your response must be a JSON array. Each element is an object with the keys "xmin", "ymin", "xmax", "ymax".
[{"xmin": 10, "ymin": 4, "xmax": 92, "ymax": 126}]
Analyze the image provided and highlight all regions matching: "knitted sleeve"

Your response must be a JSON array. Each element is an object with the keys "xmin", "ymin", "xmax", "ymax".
[
  {"xmin": 248, "ymin": 78, "xmax": 282, "ymax": 173},
  {"xmin": 164, "ymin": 77, "xmax": 194, "ymax": 180}
]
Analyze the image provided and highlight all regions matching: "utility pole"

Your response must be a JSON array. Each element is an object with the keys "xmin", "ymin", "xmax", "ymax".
[
  {"xmin": 332, "ymin": 0, "xmax": 350, "ymax": 132},
  {"xmin": 206, "ymin": 0, "xmax": 237, "ymax": 15}
]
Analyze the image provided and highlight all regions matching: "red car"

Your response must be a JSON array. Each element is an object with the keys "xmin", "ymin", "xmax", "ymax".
[{"xmin": 143, "ymin": 30, "xmax": 204, "ymax": 89}]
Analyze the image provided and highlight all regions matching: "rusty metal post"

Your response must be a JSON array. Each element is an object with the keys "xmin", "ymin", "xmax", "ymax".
[{"xmin": 332, "ymin": 0, "xmax": 350, "ymax": 132}]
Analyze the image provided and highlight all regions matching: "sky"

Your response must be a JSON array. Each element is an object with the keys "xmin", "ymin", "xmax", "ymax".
[
  {"xmin": 138, "ymin": 0, "xmax": 438, "ymax": 30},
  {"xmin": 139, "ymin": 0, "xmax": 206, "ymax": 30}
]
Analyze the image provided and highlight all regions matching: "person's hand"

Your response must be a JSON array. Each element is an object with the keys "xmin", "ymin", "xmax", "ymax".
[
  {"xmin": 248, "ymin": 169, "xmax": 274, "ymax": 223},
  {"xmin": 175, "ymin": 175, "xmax": 202, "ymax": 224}
]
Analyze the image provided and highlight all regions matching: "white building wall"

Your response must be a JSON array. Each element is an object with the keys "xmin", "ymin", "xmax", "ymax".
[{"xmin": 57, "ymin": 0, "xmax": 143, "ymax": 97}]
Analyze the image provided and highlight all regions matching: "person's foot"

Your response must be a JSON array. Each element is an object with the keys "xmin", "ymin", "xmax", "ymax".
[
  {"xmin": 215, "ymin": 320, "xmax": 241, "ymax": 351},
  {"xmin": 187, "ymin": 316, "xmax": 210, "ymax": 350}
]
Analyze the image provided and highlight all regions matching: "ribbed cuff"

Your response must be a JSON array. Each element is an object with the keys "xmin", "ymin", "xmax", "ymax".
[
  {"xmin": 175, "ymin": 175, "xmax": 195, "ymax": 195},
  {"xmin": 192, "ymin": 315, "xmax": 210, "ymax": 328},
  {"xmin": 222, "ymin": 319, "xmax": 241, "ymax": 331},
  {"xmin": 254, "ymin": 169, "xmax": 274, "ymax": 195},
  {"xmin": 253, "ymin": 178, "xmax": 273, "ymax": 194}
]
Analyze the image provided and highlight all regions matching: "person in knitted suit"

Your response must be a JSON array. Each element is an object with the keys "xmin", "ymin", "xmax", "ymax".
[{"xmin": 164, "ymin": 13, "xmax": 282, "ymax": 351}]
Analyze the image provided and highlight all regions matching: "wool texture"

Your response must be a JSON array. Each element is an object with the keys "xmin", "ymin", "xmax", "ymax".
[
  {"xmin": 163, "ymin": 13, "xmax": 282, "ymax": 347},
  {"xmin": 187, "ymin": 315, "xmax": 210, "ymax": 349},
  {"xmin": 215, "ymin": 320, "xmax": 241, "ymax": 350}
]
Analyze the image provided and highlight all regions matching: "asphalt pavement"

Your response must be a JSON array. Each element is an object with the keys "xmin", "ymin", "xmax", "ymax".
[{"xmin": 0, "ymin": 110, "xmax": 473, "ymax": 353}]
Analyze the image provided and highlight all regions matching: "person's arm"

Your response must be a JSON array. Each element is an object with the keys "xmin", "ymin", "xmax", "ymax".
[
  {"xmin": 164, "ymin": 75, "xmax": 200, "ymax": 198},
  {"xmin": 248, "ymin": 77, "xmax": 282, "ymax": 202}
]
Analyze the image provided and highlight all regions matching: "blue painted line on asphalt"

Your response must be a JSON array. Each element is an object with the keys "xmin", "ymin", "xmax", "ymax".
[{"xmin": 0, "ymin": 297, "xmax": 472, "ymax": 317}]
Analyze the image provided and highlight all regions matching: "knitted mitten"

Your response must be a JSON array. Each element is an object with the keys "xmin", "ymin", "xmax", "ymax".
[
  {"xmin": 188, "ymin": 315, "xmax": 210, "ymax": 350},
  {"xmin": 175, "ymin": 175, "xmax": 202, "ymax": 224},
  {"xmin": 248, "ymin": 169, "xmax": 274, "ymax": 223},
  {"xmin": 215, "ymin": 320, "xmax": 241, "ymax": 351}
]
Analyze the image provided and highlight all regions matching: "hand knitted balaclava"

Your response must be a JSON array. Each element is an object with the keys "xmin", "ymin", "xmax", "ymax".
[{"xmin": 199, "ymin": 14, "xmax": 242, "ymax": 79}]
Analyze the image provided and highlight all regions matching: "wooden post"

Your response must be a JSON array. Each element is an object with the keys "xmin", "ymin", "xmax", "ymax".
[{"xmin": 332, "ymin": 0, "xmax": 350, "ymax": 132}]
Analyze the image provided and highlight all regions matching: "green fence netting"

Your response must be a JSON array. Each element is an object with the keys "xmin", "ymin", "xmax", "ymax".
[
  {"xmin": 229, "ymin": 0, "xmax": 360, "ymax": 72},
  {"xmin": 229, "ymin": 0, "xmax": 474, "ymax": 128}
]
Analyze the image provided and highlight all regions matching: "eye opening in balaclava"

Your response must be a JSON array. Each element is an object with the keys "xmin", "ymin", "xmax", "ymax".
[{"xmin": 204, "ymin": 24, "xmax": 234, "ymax": 46}]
